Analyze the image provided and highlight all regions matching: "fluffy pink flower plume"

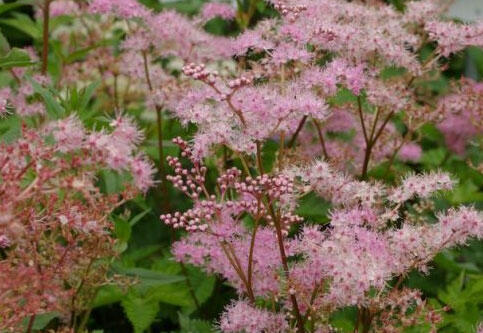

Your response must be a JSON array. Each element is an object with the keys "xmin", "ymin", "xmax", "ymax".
[
  {"xmin": 162, "ymin": 138, "xmax": 482, "ymax": 331},
  {"xmin": 293, "ymin": 160, "xmax": 386, "ymax": 207},
  {"xmin": 426, "ymin": 21, "xmax": 483, "ymax": 57},
  {"xmin": 436, "ymin": 79, "xmax": 482, "ymax": 155},
  {"xmin": 89, "ymin": 0, "xmax": 150, "ymax": 18},
  {"xmin": 398, "ymin": 142, "xmax": 422, "ymax": 162},
  {"xmin": 389, "ymin": 207, "xmax": 483, "ymax": 273},
  {"xmin": 0, "ymin": 118, "xmax": 151, "ymax": 328},
  {"xmin": 6, "ymin": 0, "xmax": 481, "ymax": 330},
  {"xmin": 49, "ymin": 0, "xmax": 80, "ymax": 17},
  {"xmin": 219, "ymin": 300, "xmax": 289, "ymax": 333},
  {"xmin": 201, "ymin": 2, "xmax": 236, "ymax": 21}
]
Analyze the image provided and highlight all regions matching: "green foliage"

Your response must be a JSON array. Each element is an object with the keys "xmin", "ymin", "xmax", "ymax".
[
  {"xmin": 122, "ymin": 293, "xmax": 160, "ymax": 333},
  {"xmin": 0, "ymin": 47, "xmax": 33, "ymax": 68},
  {"xmin": 437, "ymin": 272, "xmax": 483, "ymax": 332},
  {"xmin": 178, "ymin": 313, "xmax": 214, "ymax": 333}
]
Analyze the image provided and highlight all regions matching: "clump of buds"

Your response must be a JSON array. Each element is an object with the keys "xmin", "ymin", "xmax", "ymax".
[
  {"xmin": 183, "ymin": 63, "xmax": 218, "ymax": 84},
  {"xmin": 227, "ymin": 76, "xmax": 252, "ymax": 89},
  {"xmin": 273, "ymin": 2, "xmax": 307, "ymax": 22}
]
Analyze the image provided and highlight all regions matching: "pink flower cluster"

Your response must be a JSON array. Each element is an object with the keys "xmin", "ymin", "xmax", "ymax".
[
  {"xmin": 0, "ymin": 119, "xmax": 150, "ymax": 329},
  {"xmin": 163, "ymin": 139, "xmax": 482, "ymax": 331}
]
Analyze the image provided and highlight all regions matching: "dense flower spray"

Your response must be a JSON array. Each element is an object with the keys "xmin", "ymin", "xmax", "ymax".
[
  {"xmin": 0, "ymin": 0, "xmax": 481, "ymax": 331},
  {"xmin": 0, "ymin": 114, "xmax": 152, "ymax": 330}
]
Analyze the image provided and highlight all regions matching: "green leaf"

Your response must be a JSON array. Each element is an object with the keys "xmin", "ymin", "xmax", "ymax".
[
  {"xmin": 21, "ymin": 312, "xmax": 59, "ymax": 332},
  {"xmin": 0, "ymin": 115, "xmax": 21, "ymax": 142},
  {"xmin": 98, "ymin": 169, "xmax": 124, "ymax": 194},
  {"xmin": 449, "ymin": 180, "xmax": 483, "ymax": 205},
  {"xmin": 111, "ymin": 265, "xmax": 185, "ymax": 286},
  {"xmin": 296, "ymin": 192, "xmax": 331, "ymax": 224},
  {"xmin": 78, "ymin": 81, "xmax": 100, "ymax": 112},
  {"xmin": 114, "ymin": 218, "xmax": 132, "ymax": 243},
  {"xmin": 129, "ymin": 208, "xmax": 152, "ymax": 227},
  {"xmin": 0, "ymin": 29, "xmax": 9, "ymax": 55},
  {"xmin": 92, "ymin": 285, "xmax": 125, "ymax": 308},
  {"xmin": 179, "ymin": 313, "xmax": 214, "ymax": 333},
  {"xmin": 0, "ymin": 47, "xmax": 33, "ymax": 69},
  {"xmin": 122, "ymin": 293, "xmax": 159, "ymax": 333},
  {"xmin": 0, "ymin": 13, "xmax": 41, "ymax": 39},
  {"xmin": 65, "ymin": 45, "xmax": 98, "ymax": 64},
  {"xmin": 122, "ymin": 244, "xmax": 162, "ymax": 264},
  {"xmin": 30, "ymin": 79, "xmax": 65, "ymax": 119},
  {"xmin": 149, "ymin": 284, "xmax": 194, "ymax": 307},
  {"xmin": 420, "ymin": 147, "xmax": 447, "ymax": 167},
  {"xmin": 0, "ymin": 0, "xmax": 34, "ymax": 16}
]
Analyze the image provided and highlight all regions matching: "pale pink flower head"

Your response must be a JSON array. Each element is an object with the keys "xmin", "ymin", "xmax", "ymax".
[
  {"xmin": 398, "ymin": 142, "xmax": 422, "ymax": 162},
  {"xmin": 426, "ymin": 21, "xmax": 483, "ymax": 57},
  {"xmin": 229, "ymin": 30, "xmax": 274, "ymax": 56},
  {"xmin": 51, "ymin": 115, "xmax": 86, "ymax": 152},
  {"xmin": 270, "ymin": 42, "xmax": 312, "ymax": 65},
  {"xmin": 0, "ymin": 234, "xmax": 11, "ymax": 248},
  {"xmin": 219, "ymin": 300, "xmax": 288, "ymax": 333},
  {"xmin": 130, "ymin": 155, "xmax": 156, "ymax": 193},
  {"xmin": 389, "ymin": 171, "xmax": 454, "ymax": 203},
  {"xmin": 201, "ymin": 2, "xmax": 236, "ymax": 21},
  {"xmin": 89, "ymin": 0, "xmax": 149, "ymax": 18},
  {"xmin": 438, "ymin": 114, "xmax": 477, "ymax": 155},
  {"xmin": 50, "ymin": 0, "xmax": 80, "ymax": 17}
]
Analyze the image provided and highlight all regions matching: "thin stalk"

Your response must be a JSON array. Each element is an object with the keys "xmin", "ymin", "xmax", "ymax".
[
  {"xmin": 141, "ymin": 51, "xmax": 170, "ymax": 211},
  {"xmin": 76, "ymin": 308, "xmax": 92, "ymax": 333},
  {"xmin": 256, "ymin": 141, "xmax": 264, "ymax": 175},
  {"xmin": 272, "ymin": 211, "xmax": 305, "ymax": 333},
  {"xmin": 233, "ymin": 150, "xmax": 252, "ymax": 177},
  {"xmin": 113, "ymin": 74, "xmax": 120, "ymax": 110},
  {"xmin": 220, "ymin": 242, "xmax": 255, "ymax": 302},
  {"xmin": 41, "ymin": 0, "xmax": 51, "ymax": 74},
  {"xmin": 288, "ymin": 115, "xmax": 308, "ymax": 148},
  {"xmin": 278, "ymin": 131, "xmax": 285, "ymax": 170},
  {"xmin": 26, "ymin": 315, "xmax": 36, "ymax": 333},
  {"xmin": 247, "ymin": 220, "xmax": 259, "ymax": 292},
  {"xmin": 142, "ymin": 51, "xmax": 202, "ymax": 311},
  {"xmin": 312, "ymin": 119, "xmax": 329, "ymax": 160},
  {"xmin": 360, "ymin": 111, "xmax": 394, "ymax": 179},
  {"xmin": 357, "ymin": 97, "xmax": 369, "ymax": 145},
  {"xmin": 360, "ymin": 142, "xmax": 373, "ymax": 180},
  {"xmin": 179, "ymin": 259, "xmax": 201, "ymax": 310}
]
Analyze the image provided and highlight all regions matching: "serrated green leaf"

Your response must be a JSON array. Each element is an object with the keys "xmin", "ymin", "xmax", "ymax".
[
  {"xmin": 122, "ymin": 293, "xmax": 159, "ymax": 333},
  {"xmin": 149, "ymin": 284, "xmax": 194, "ymax": 307},
  {"xmin": 179, "ymin": 313, "xmax": 214, "ymax": 333},
  {"xmin": 0, "ymin": 47, "xmax": 33, "ymax": 69},
  {"xmin": 92, "ymin": 285, "xmax": 125, "ymax": 308}
]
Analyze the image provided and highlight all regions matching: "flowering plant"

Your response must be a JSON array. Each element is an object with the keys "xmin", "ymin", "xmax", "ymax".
[{"xmin": 0, "ymin": 0, "xmax": 481, "ymax": 332}]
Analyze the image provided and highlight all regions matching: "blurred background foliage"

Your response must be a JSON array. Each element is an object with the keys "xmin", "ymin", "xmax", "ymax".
[{"xmin": 0, "ymin": 0, "xmax": 482, "ymax": 332}]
